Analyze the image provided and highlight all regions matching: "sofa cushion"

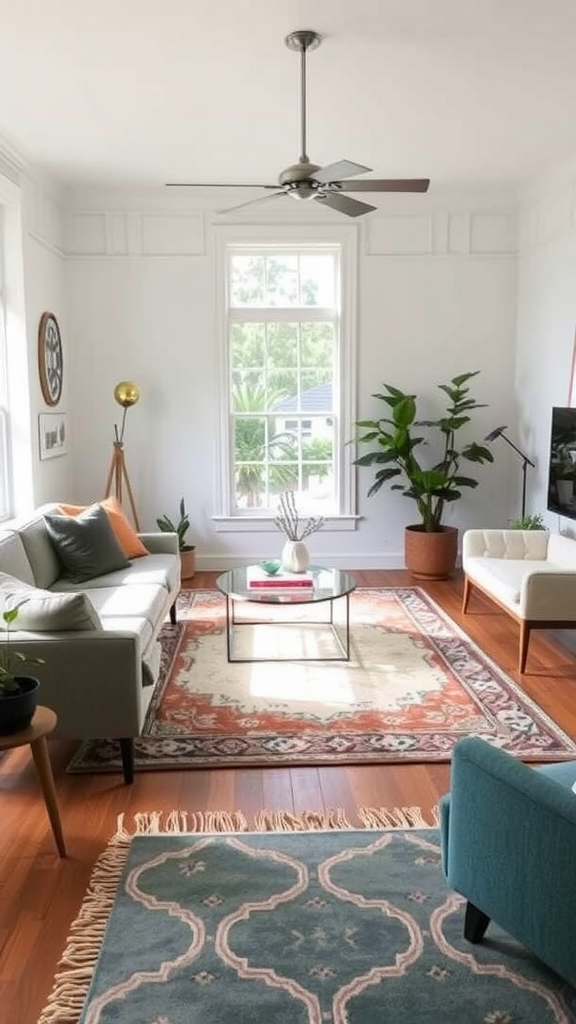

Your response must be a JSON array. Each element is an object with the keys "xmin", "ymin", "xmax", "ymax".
[
  {"xmin": 0, "ymin": 531, "xmax": 36, "ymax": 585},
  {"xmin": 50, "ymin": 553, "xmax": 180, "ymax": 594},
  {"xmin": 58, "ymin": 496, "xmax": 148, "ymax": 559},
  {"xmin": 463, "ymin": 556, "xmax": 549, "ymax": 606},
  {"xmin": 0, "ymin": 572, "xmax": 101, "ymax": 631},
  {"xmin": 84, "ymin": 583, "xmax": 167, "ymax": 634},
  {"xmin": 17, "ymin": 513, "xmax": 63, "ymax": 588},
  {"xmin": 44, "ymin": 505, "xmax": 130, "ymax": 583}
]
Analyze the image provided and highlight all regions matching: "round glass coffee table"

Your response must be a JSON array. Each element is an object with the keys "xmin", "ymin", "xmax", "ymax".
[{"xmin": 216, "ymin": 565, "xmax": 356, "ymax": 663}]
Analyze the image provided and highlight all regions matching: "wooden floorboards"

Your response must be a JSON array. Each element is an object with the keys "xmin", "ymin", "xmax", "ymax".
[{"xmin": 1, "ymin": 568, "xmax": 575, "ymax": 1024}]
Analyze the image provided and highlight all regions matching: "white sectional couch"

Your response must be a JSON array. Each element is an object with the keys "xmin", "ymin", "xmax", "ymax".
[
  {"xmin": 0, "ymin": 503, "xmax": 180, "ymax": 781},
  {"xmin": 462, "ymin": 529, "xmax": 576, "ymax": 672}
]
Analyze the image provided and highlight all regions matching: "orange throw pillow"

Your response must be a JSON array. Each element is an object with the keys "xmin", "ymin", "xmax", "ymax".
[{"xmin": 58, "ymin": 496, "xmax": 148, "ymax": 559}]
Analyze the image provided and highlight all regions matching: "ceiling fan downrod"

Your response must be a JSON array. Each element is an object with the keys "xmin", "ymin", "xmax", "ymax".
[{"xmin": 285, "ymin": 30, "xmax": 321, "ymax": 167}]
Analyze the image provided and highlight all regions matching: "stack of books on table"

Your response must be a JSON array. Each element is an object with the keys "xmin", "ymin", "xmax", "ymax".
[{"xmin": 247, "ymin": 565, "xmax": 314, "ymax": 593}]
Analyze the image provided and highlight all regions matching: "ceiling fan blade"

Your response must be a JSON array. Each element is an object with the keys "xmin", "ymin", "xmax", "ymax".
[
  {"xmin": 166, "ymin": 182, "xmax": 278, "ymax": 189},
  {"xmin": 337, "ymin": 178, "xmax": 430, "ymax": 193},
  {"xmin": 312, "ymin": 160, "xmax": 371, "ymax": 184},
  {"xmin": 217, "ymin": 190, "xmax": 288, "ymax": 214},
  {"xmin": 315, "ymin": 192, "xmax": 376, "ymax": 218}
]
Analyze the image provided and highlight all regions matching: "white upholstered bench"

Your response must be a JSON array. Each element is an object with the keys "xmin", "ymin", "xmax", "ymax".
[{"xmin": 462, "ymin": 529, "xmax": 576, "ymax": 672}]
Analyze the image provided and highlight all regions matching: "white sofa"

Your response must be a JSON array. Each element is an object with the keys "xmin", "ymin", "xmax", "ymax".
[
  {"xmin": 0, "ymin": 503, "xmax": 180, "ymax": 781},
  {"xmin": 462, "ymin": 529, "xmax": 576, "ymax": 672}
]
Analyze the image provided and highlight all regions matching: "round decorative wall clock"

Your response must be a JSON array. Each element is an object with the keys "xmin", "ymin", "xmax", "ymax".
[{"xmin": 38, "ymin": 311, "xmax": 63, "ymax": 406}]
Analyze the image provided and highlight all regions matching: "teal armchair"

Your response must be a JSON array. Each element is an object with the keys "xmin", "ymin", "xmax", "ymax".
[{"xmin": 440, "ymin": 736, "xmax": 576, "ymax": 986}]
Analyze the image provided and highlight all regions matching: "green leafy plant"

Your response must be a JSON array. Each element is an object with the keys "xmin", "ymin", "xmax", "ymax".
[
  {"xmin": 0, "ymin": 604, "xmax": 45, "ymax": 694},
  {"xmin": 156, "ymin": 498, "xmax": 194, "ymax": 552},
  {"xmin": 352, "ymin": 371, "xmax": 494, "ymax": 533},
  {"xmin": 510, "ymin": 512, "xmax": 546, "ymax": 530}
]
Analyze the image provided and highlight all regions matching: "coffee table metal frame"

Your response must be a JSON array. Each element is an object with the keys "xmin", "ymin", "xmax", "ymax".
[{"xmin": 216, "ymin": 565, "xmax": 356, "ymax": 664}]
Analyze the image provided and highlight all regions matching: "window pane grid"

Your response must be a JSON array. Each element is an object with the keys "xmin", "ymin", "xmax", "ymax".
[{"xmin": 227, "ymin": 245, "xmax": 341, "ymax": 515}]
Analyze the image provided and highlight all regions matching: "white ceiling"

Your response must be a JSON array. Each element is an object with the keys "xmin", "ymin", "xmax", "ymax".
[{"xmin": 2, "ymin": 0, "xmax": 576, "ymax": 192}]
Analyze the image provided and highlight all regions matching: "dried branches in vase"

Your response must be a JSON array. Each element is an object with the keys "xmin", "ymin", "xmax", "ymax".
[
  {"xmin": 273, "ymin": 492, "xmax": 324, "ymax": 573},
  {"xmin": 273, "ymin": 491, "xmax": 325, "ymax": 541}
]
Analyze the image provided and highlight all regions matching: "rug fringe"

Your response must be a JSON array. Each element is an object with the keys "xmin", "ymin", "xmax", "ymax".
[
  {"xmin": 36, "ymin": 834, "xmax": 132, "ymax": 1024},
  {"xmin": 253, "ymin": 808, "xmax": 354, "ymax": 831},
  {"xmin": 114, "ymin": 809, "xmax": 249, "ymax": 836},
  {"xmin": 358, "ymin": 805, "xmax": 439, "ymax": 829}
]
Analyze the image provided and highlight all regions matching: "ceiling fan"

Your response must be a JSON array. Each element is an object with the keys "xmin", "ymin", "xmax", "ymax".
[{"xmin": 166, "ymin": 30, "xmax": 430, "ymax": 218}]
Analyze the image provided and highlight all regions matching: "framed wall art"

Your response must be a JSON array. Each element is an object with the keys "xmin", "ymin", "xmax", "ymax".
[{"xmin": 38, "ymin": 412, "xmax": 67, "ymax": 460}]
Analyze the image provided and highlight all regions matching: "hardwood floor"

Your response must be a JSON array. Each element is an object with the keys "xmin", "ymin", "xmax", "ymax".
[{"xmin": 1, "ymin": 568, "xmax": 575, "ymax": 1024}]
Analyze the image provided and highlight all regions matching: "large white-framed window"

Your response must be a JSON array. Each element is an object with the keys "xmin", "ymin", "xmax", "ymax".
[{"xmin": 214, "ymin": 224, "xmax": 358, "ymax": 530}]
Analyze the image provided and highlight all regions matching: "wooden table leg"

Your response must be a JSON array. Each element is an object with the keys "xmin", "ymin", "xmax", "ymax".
[{"xmin": 30, "ymin": 736, "xmax": 66, "ymax": 857}]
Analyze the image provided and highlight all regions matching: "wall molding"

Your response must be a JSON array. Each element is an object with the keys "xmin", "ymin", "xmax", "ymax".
[
  {"xmin": 66, "ymin": 210, "xmax": 206, "ymax": 256},
  {"xmin": 518, "ymin": 177, "xmax": 576, "ymax": 253},
  {"xmin": 366, "ymin": 210, "xmax": 517, "ymax": 257}
]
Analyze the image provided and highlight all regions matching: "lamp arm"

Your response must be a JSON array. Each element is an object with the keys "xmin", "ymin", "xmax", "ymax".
[{"xmin": 498, "ymin": 432, "xmax": 536, "ymax": 468}]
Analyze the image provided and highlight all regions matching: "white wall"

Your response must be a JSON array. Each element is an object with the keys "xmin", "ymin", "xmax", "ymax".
[
  {"xmin": 0, "ymin": 160, "xmax": 72, "ymax": 516},
  {"xmin": 21, "ymin": 173, "xmax": 72, "ymax": 506},
  {"xmin": 62, "ymin": 187, "xmax": 519, "ymax": 569},
  {"xmin": 516, "ymin": 158, "xmax": 576, "ymax": 532}
]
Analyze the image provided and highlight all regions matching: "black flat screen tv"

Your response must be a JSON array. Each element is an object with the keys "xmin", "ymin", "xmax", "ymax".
[{"xmin": 547, "ymin": 406, "xmax": 576, "ymax": 519}]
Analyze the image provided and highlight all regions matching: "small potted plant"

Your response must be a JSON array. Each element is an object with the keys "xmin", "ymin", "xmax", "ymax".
[
  {"xmin": 0, "ymin": 604, "xmax": 45, "ymax": 735},
  {"xmin": 156, "ymin": 498, "xmax": 196, "ymax": 579},
  {"xmin": 510, "ymin": 512, "xmax": 546, "ymax": 530}
]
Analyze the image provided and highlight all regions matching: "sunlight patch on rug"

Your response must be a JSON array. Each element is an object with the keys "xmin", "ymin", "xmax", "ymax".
[{"xmin": 67, "ymin": 587, "xmax": 576, "ymax": 773}]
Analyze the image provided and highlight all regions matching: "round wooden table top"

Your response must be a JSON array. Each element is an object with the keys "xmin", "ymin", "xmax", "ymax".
[{"xmin": 0, "ymin": 705, "xmax": 57, "ymax": 751}]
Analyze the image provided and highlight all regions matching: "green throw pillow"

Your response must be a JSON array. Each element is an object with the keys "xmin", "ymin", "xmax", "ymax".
[{"xmin": 44, "ymin": 504, "xmax": 130, "ymax": 583}]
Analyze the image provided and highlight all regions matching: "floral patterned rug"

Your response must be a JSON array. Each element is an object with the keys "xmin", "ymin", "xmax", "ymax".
[{"xmin": 67, "ymin": 587, "xmax": 576, "ymax": 772}]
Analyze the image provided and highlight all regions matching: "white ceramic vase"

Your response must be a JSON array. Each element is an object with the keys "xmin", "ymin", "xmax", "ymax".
[{"xmin": 281, "ymin": 539, "xmax": 310, "ymax": 573}]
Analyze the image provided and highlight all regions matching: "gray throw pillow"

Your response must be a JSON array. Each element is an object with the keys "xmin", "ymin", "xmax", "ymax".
[{"xmin": 44, "ymin": 504, "xmax": 130, "ymax": 583}]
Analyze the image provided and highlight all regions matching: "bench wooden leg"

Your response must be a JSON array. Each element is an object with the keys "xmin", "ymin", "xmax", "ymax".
[
  {"xmin": 519, "ymin": 621, "xmax": 531, "ymax": 673},
  {"xmin": 462, "ymin": 575, "xmax": 472, "ymax": 614}
]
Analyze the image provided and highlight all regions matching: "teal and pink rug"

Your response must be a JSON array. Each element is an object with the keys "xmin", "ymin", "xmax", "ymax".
[{"xmin": 38, "ymin": 811, "xmax": 576, "ymax": 1023}]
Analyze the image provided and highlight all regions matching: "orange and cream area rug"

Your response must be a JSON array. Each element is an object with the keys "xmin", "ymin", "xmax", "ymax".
[{"xmin": 67, "ymin": 587, "xmax": 576, "ymax": 773}]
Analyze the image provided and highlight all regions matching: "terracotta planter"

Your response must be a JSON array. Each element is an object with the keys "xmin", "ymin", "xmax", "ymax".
[
  {"xmin": 180, "ymin": 546, "xmax": 196, "ymax": 580},
  {"xmin": 404, "ymin": 525, "xmax": 458, "ymax": 581}
]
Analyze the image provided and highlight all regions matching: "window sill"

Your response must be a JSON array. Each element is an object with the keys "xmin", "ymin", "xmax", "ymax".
[{"xmin": 212, "ymin": 515, "xmax": 360, "ymax": 533}]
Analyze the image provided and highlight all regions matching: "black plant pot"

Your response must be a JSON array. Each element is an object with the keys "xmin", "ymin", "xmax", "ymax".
[{"xmin": 0, "ymin": 676, "xmax": 40, "ymax": 736}]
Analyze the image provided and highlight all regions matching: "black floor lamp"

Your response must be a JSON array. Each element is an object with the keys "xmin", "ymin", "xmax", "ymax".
[{"xmin": 485, "ymin": 425, "xmax": 535, "ymax": 520}]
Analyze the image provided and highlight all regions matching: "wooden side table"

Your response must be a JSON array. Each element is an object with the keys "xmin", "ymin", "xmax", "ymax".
[{"xmin": 0, "ymin": 705, "xmax": 66, "ymax": 857}]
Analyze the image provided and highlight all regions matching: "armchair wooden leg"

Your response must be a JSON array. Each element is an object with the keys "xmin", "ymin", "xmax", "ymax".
[
  {"xmin": 464, "ymin": 901, "xmax": 491, "ymax": 943},
  {"xmin": 119, "ymin": 737, "xmax": 134, "ymax": 784},
  {"xmin": 169, "ymin": 600, "xmax": 177, "ymax": 625},
  {"xmin": 462, "ymin": 575, "xmax": 472, "ymax": 614},
  {"xmin": 519, "ymin": 621, "xmax": 531, "ymax": 673}
]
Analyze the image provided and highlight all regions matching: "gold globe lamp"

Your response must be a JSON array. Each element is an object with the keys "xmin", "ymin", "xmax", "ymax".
[
  {"xmin": 104, "ymin": 380, "xmax": 141, "ymax": 529},
  {"xmin": 114, "ymin": 380, "xmax": 141, "ymax": 443}
]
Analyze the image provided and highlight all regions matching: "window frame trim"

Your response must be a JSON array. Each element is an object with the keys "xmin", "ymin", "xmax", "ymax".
[{"xmin": 213, "ymin": 222, "xmax": 359, "ymax": 531}]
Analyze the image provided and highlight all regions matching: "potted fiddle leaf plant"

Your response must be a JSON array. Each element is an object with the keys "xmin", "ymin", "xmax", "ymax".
[
  {"xmin": 0, "ymin": 604, "xmax": 45, "ymax": 735},
  {"xmin": 156, "ymin": 498, "xmax": 196, "ymax": 579},
  {"xmin": 352, "ymin": 371, "xmax": 494, "ymax": 579}
]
